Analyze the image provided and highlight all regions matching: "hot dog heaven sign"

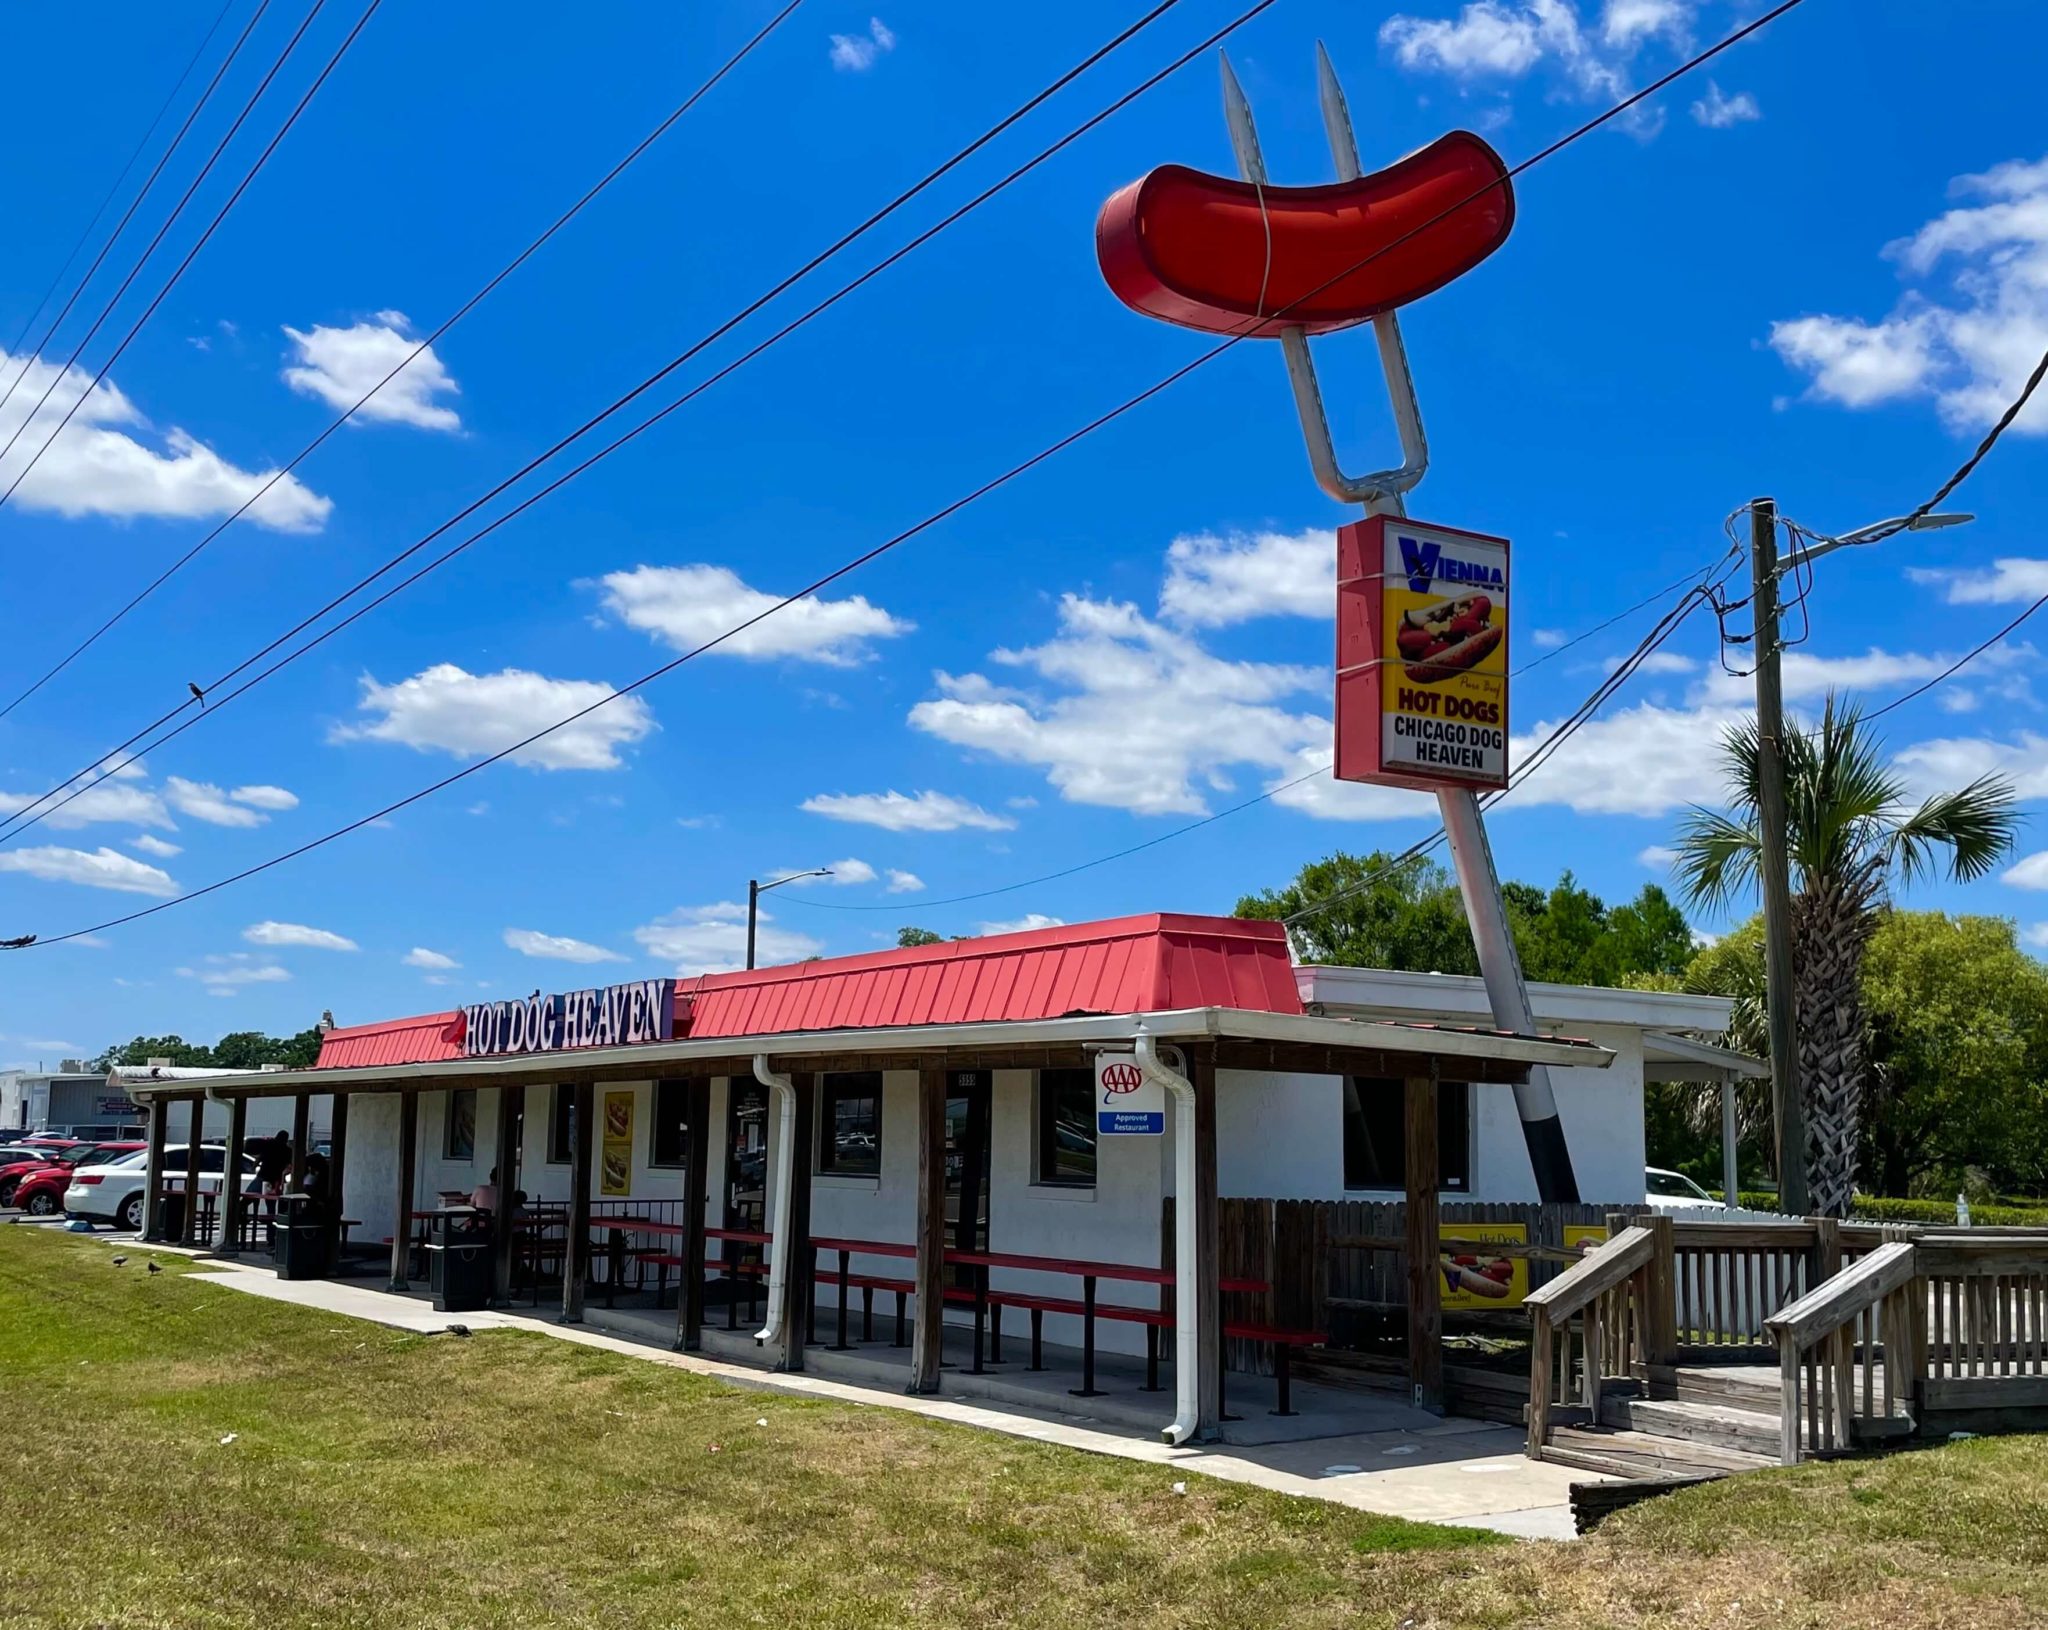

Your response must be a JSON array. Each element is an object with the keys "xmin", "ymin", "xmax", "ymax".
[
  {"xmin": 456, "ymin": 978, "xmax": 676, "ymax": 1059},
  {"xmin": 1335, "ymin": 515, "xmax": 1510, "ymax": 793}
]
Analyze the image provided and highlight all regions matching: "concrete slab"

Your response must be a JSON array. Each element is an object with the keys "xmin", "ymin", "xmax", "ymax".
[{"xmin": 84, "ymin": 1241, "xmax": 1598, "ymax": 1536}]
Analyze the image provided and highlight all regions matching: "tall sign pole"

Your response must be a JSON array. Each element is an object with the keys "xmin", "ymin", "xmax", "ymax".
[
  {"xmin": 1214, "ymin": 49, "xmax": 1579, "ymax": 1203},
  {"xmin": 1747, "ymin": 498, "xmax": 1809, "ymax": 1215}
]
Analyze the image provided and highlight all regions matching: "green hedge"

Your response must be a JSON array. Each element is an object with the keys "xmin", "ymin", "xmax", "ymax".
[{"xmin": 1727, "ymin": 1192, "xmax": 2048, "ymax": 1226}]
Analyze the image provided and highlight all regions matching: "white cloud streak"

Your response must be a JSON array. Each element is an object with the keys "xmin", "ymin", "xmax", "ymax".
[
  {"xmin": 0, "ymin": 845, "xmax": 175, "ymax": 895},
  {"xmin": 503, "ymin": 927, "xmax": 625, "ymax": 964},
  {"xmin": 597, "ymin": 564, "xmax": 911, "ymax": 667},
  {"xmin": 280, "ymin": 311, "xmax": 461, "ymax": 431},
  {"xmin": 243, "ymin": 920, "xmax": 357, "ymax": 951},
  {"xmin": 800, "ymin": 789, "xmax": 1014, "ymax": 832},
  {"xmin": 333, "ymin": 664, "xmax": 654, "ymax": 771}
]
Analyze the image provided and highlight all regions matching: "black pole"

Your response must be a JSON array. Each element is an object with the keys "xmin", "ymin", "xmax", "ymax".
[{"xmin": 746, "ymin": 878, "xmax": 759, "ymax": 971}]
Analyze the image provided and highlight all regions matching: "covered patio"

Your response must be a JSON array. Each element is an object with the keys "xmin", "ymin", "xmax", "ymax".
[{"xmin": 125, "ymin": 916, "xmax": 1612, "ymax": 1444}]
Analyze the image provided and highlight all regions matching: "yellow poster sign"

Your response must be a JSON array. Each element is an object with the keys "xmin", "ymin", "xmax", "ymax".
[
  {"xmin": 1562, "ymin": 1223, "xmax": 1609, "ymax": 1265},
  {"xmin": 600, "ymin": 1088, "xmax": 634, "ymax": 1197},
  {"xmin": 1439, "ymin": 1221, "xmax": 1528, "ymax": 1310}
]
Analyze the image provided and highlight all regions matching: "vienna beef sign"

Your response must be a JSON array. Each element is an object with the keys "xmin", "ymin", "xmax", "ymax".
[
  {"xmin": 455, "ymin": 978, "xmax": 676, "ymax": 1059},
  {"xmin": 1336, "ymin": 515, "xmax": 1509, "ymax": 793}
]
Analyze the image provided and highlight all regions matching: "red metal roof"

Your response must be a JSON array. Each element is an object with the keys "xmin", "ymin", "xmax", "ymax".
[{"xmin": 312, "ymin": 912, "xmax": 1300, "ymax": 1070}]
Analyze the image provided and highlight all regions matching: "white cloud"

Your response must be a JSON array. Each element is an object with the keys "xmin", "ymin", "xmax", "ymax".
[
  {"xmin": 768, "ymin": 858, "xmax": 878, "ymax": 887},
  {"xmin": 1378, "ymin": 0, "xmax": 1675, "ymax": 130},
  {"xmin": 1158, "ymin": 527, "xmax": 1333, "ymax": 625},
  {"xmin": 0, "ymin": 844, "xmax": 176, "ymax": 895},
  {"xmin": 975, "ymin": 914, "xmax": 1064, "ymax": 936},
  {"xmin": 829, "ymin": 16, "xmax": 895, "ymax": 71},
  {"xmin": 1908, "ymin": 558, "xmax": 2048, "ymax": 605},
  {"xmin": 164, "ymin": 775, "xmax": 267, "ymax": 828},
  {"xmin": 2003, "ymin": 853, "xmax": 2048, "ymax": 890},
  {"xmin": 596, "ymin": 564, "xmax": 911, "ymax": 667},
  {"xmin": 1638, "ymin": 843, "xmax": 1679, "ymax": 868},
  {"xmin": 1692, "ymin": 643, "xmax": 2031, "ymax": 707},
  {"xmin": 886, "ymin": 868, "xmax": 924, "ymax": 894},
  {"xmin": 909, "ymin": 595, "xmax": 1328, "ymax": 816},
  {"xmin": 1265, "ymin": 744, "xmax": 1439, "ymax": 823},
  {"xmin": 634, "ymin": 904, "xmax": 821, "ymax": 975},
  {"xmin": 503, "ymin": 927, "xmax": 625, "ymax": 964},
  {"xmin": 2023, "ymin": 922, "xmax": 2048, "ymax": 950},
  {"xmin": 0, "ymin": 777, "xmax": 170, "ymax": 831},
  {"xmin": 177, "ymin": 954, "xmax": 289, "ymax": 992},
  {"xmin": 1690, "ymin": 80, "xmax": 1759, "ymax": 128},
  {"xmin": 403, "ymin": 946, "xmax": 459, "ymax": 970},
  {"xmin": 801, "ymin": 789, "xmax": 1014, "ymax": 832},
  {"xmin": 333, "ymin": 663, "xmax": 655, "ymax": 771},
  {"xmin": 129, "ymin": 833, "xmax": 181, "ymax": 858},
  {"xmin": 243, "ymin": 920, "xmax": 357, "ymax": 951},
  {"xmin": 1530, "ymin": 628, "xmax": 1567, "ymax": 649},
  {"xmin": 1506, "ymin": 699, "xmax": 1748, "ymax": 816},
  {"xmin": 280, "ymin": 311, "xmax": 461, "ymax": 431},
  {"xmin": 230, "ymin": 784, "xmax": 298, "ymax": 811},
  {"xmin": 1894, "ymin": 730, "xmax": 2048, "ymax": 803},
  {"xmin": 1771, "ymin": 155, "xmax": 2048, "ymax": 434},
  {"xmin": 1612, "ymin": 650, "xmax": 1696, "ymax": 676},
  {"xmin": 0, "ymin": 351, "xmax": 331, "ymax": 532}
]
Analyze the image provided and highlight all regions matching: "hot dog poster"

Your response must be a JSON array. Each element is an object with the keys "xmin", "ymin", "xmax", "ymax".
[
  {"xmin": 1439, "ymin": 1221, "xmax": 1528, "ymax": 1309},
  {"xmin": 1335, "ymin": 515, "xmax": 1510, "ymax": 792},
  {"xmin": 600, "ymin": 1088, "xmax": 634, "ymax": 1197}
]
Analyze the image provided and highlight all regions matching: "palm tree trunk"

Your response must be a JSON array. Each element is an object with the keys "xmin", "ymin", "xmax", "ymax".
[{"xmin": 1793, "ymin": 878, "xmax": 1873, "ymax": 1217}]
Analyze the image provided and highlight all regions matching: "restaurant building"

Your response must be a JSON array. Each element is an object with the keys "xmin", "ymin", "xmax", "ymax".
[{"xmin": 123, "ymin": 913, "xmax": 1747, "ymax": 1442}]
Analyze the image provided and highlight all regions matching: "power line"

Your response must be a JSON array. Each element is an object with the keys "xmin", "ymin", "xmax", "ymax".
[
  {"xmin": 7, "ymin": 0, "xmax": 1809, "ymax": 948},
  {"xmin": 0, "ymin": 0, "xmax": 260, "ymax": 427},
  {"xmin": 0, "ymin": 0, "xmax": 1234, "ymax": 843},
  {"xmin": 0, "ymin": 0, "xmax": 237, "ymax": 409},
  {"xmin": 0, "ymin": 0, "xmax": 381, "ymax": 512},
  {"xmin": 0, "ymin": 0, "xmax": 808, "ymax": 724},
  {"xmin": 1868, "ymin": 587, "xmax": 2048, "ymax": 721}
]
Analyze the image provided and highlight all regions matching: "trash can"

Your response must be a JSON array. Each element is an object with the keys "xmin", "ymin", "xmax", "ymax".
[
  {"xmin": 157, "ymin": 1190, "xmax": 186, "ymax": 1242},
  {"xmin": 428, "ymin": 1211, "xmax": 492, "ymax": 1312},
  {"xmin": 273, "ymin": 1195, "xmax": 334, "ymax": 1281}
]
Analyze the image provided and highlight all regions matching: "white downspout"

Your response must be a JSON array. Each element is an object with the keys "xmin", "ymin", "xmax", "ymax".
[
  {"xmin": 1137, "ymin": 1032, "xmax": 1201, "ymax": 1446},
  {"xmin": 752, "ymin": 1054, "xmax": 797, "ymax": 1346}
]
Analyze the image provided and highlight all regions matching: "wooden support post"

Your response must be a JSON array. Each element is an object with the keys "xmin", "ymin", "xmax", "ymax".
[
  {"xmin": 491, "ymin": 1086, "xmax": 524, "ymax": 1305},
  {"xmin": 388, "ymin": 1090, "xmax": 418, "ymax": 1291},
  {"xmin": 909, "ymin": 1064, "xmax": 947, "ymax": 1393},
  {"xmin": 776, "ymin": 1074, "xmax": 815, "ymax": 1372},
  {"xmin": 181, "ymin": 1099, "xmax": 204, "ymax": 1247},
  {"xmin": 1526, "ymin": 1308, "xmax": 1554, "ymax": 1457},
  {"xmin": 288, "ymin": 1093, "xmax": 310, "ymax": 1190},
  {"xmin": 678, "ymin": 1079, "xmax": 709, "ymax": 1350},
  {"xmin": 217, "ymin": 1093, "xmax": 248, "ymax": 1258},
  {"xmin": 1644, "ymin": 1213, "xmax": 1679, "ymax": 1381},
  {"xmin": 564, "ymin": 1083, "xmax": 594, "ymax": 1324},
  {"xmin": 1404, "ymin": 1072, "xmax": 1444, "ymax": 1413},
  {"xmin": 1192, "ymin": 1051, "xmax": 1223, "ymax": 1438},
  {"xmin": 142, "ymin": 1095, "xmax": 169, "ymax": 1240}
]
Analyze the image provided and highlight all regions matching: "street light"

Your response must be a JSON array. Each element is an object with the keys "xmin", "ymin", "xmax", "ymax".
[
  {"xmin": 746, "ymin": 870, "xmax": 832, "ymax": 970},
  {"xmin": 1780, "ymin": 510, "xmax": 1974, "ymax": 572}
]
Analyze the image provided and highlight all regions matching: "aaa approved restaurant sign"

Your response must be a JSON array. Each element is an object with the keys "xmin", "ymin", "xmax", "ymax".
[{"xmin": 1335, "ymin": 515, "xmax": 1509, "ymax": 792}]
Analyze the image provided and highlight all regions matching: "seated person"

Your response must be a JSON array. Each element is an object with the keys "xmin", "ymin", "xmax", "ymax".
[{"xmin": 469, "ymin": 1167, "xmax": 500, "ymax": 1214}]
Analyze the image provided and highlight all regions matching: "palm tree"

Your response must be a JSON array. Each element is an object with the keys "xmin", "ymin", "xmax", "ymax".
[{"xmin": 1674, "ymin": 696, "xmax": 2019, "ymax": 1216}]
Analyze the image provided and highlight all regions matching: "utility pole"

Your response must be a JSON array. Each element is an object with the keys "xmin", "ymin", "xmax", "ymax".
[
  {"xmin": 1749, "ymin": 497, "xmax": 1810, "ymax": 1216},
  {"xmin": 746, "ymin": 869, "xmax": 832, "ymax": 970}
]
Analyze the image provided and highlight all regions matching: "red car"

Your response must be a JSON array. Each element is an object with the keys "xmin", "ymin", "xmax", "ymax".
[{"xmin": 2, "ymin": 1140, "xmax": 108, "ymax": 1211}]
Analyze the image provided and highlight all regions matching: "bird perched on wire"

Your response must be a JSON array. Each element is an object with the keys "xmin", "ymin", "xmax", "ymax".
[
  {"xmin": 0, "ymin": 934, "xmax": 33, "ymax": 950},
  {"xmin": 188, "ymin": 682, "xmax": 206, "ymax": 707}
]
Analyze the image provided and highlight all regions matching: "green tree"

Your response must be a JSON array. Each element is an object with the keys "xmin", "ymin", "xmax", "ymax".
[
  {"xmin": 1860, "ymin": 913, "xmax": 2048, "ymax": 1197},
  {"xmin": 90, "ymin": 1035, "xmax": 217, "ymax": 1072},
  {"xmin": 896, "ymin": 927, "xmax": 943, "ymax": 948},
  {"xmin": 1676, "ymin": 699, "xmax": 2019, "ymax": 1214},
  {"xmin": 212, "ymin": 1029, "xmax": 324, "ymax": 1071}
]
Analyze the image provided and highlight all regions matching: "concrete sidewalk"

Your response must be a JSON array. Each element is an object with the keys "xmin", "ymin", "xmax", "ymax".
[{"xmin": 167, "ymin": 1248, "xmax": 1590, "ymax": 1539}]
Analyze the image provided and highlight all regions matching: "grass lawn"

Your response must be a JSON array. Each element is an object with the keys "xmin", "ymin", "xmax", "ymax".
[{"xmin": 3, "ymin": 1230, "xmax": 2047, "ymax": 1628}]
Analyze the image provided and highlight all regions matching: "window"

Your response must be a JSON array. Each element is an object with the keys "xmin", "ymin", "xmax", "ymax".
[
  {"xmin": 1035, "ymin": 1068, "xmax": 1096, "ymax": 1188},
  {"xmin": 1648, "ymin": 1168, "xmax": 1713, "ymax": 1202},
  {"xmin": 817, "ymin": 1071, "xmax": 882, "ymax": 1177},
  {"xmin": 1342, "ymin": 1078, "xmax": 1469, "ymax": 1192},
  {"xmin": 650, "ymin": 1080, "xmax": 695, "ymax": 1168},
  {"xmin": 445, "ymin": 1089, "xmax": 477, "ymax": 1162},
  {"xmin": 547, "ymin": 1086, "xmax": 574, "ymax": 1165}
]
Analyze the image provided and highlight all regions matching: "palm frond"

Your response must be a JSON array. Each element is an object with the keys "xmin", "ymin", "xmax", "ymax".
[
  {"xmin": 1784, "ymin": 695, "xmax": 1904, "ymax": 882},
  {"xmin": 1672, "ymin": 806, "xmax": 1762, "ymax": 912},
  {"xmin": 1886, "ymin": 773, "xmax": 2022, "ymax": 886}
]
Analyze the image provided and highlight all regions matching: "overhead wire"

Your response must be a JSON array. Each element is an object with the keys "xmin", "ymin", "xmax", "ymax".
[
  {"xmin": 0, "ymin": 0, "xmax": 809, "ymax": 724},
  {"xmin": 0, "ymin": 0, "xmax": 383, "ymax": 512},
  {"xmin": 6, "ymin": 0, "xmax": 1812, "ymax": 948},
  {"xmin": 0, "ymin": 0, "xmax": 238, "ymax": 418},
  {"xmin": 0, "ymin": 0, "xmax": 1244, "ymax": 843}
]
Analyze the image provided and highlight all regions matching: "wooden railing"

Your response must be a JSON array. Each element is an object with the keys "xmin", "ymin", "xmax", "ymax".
[
  {"xmin": 1523, "ymin": 1221, "xmax": 1670, "ymax": 1456},
  {"xmin": 1671, "ymin": 1218, "xmax": 1829, "ymax": 1357},
  {"xmin": 1762, "ymin": 1240, "xmax": 1920, "ymax": 1462},
  {"xmin": 1917, "ymin": 1235, "xmax": 2048, "ymax": 1415}
]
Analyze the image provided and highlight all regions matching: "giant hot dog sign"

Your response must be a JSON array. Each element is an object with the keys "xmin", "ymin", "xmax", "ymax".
[{"xmin": 1335, "ymin": 516, "xmax": 1509, "ymax": 792}]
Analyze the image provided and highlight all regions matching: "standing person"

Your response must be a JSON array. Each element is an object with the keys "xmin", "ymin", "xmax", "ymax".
[{"xmin": 254, "ymin": 1130, "xmax": 291, "ymax": 1195}]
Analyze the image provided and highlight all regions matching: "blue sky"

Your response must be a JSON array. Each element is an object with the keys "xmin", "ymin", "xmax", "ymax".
[{"xmin": 1, "ymin": 0, "xmax": 2044, "ymax": 1064}]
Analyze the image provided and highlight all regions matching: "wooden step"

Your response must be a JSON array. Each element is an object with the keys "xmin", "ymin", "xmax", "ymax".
[
  {"xmin": 1674, "ymin": 1365, "xmax": 1784, "ymax": 1409},
  {"xmin": 1609, "ymin": 1395, "xmax": 1782, "ymax": 1456},
  {"xmin": 1541, "ymin": 1424, "xmax": 1775, "ymax": 1482}
]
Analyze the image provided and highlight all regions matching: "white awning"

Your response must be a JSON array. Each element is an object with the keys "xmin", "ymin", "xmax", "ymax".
[{"xmin": 1644, "ymin": 1030, "xmax": 1765, "ymax": 1082}]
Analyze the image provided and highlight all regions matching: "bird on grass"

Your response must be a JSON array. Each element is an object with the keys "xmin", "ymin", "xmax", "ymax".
[
  {"xmin": 444, "ymin": 1323, "xmax": 471, "ymax": 1338},
  {"xmin": 110, "ymin": 1255, "xmax": 127, "ymax": 1267},
  {"xmin": 146, "ymin": 1261, "xmax": 162, "ymax": 1275}
]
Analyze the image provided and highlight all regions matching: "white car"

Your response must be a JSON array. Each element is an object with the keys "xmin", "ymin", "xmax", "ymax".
[
  {"xmin": 65, "ymin": 1144, "xmax": 258, "ymax": 1232},
  {"xmin": 1646, "ymin": 1165, "xmax": 1722, "ymax": 1208}
]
